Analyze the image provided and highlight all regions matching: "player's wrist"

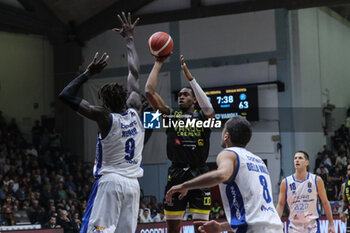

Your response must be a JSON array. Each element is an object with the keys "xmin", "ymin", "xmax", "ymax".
[
  {"xmin": 126, "ymin": 35, "xmax": 134, "ymax": 41},
  {"xmin": 83, "ymin": 69, "xmax": 91, "ymax": 77}
]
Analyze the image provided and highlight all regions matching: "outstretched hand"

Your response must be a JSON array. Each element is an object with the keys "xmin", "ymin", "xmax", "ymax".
[
  {"xmin": 85, "ymin": 52, "xmax": 109, "ymax": 76},
  {"xmin": 180, "ymin": 55, "xmax": 194, "ymax": 81},
  {"xmin": 113, "ymin": 12, "xmax": 140, "ymax": 38},
  {"xmin": 165, "ymin": 184, "xmax": 188, "ymax": 203},
  {"xmin": 194, "ymin": 220, "xmax": 222, "ymax": 233}
]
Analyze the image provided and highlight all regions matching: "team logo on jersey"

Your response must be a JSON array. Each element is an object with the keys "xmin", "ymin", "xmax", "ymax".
[
  {"xmin": 174, "ymin": 138, "xmax": 181, "ymax": 146},
  {"xmin": 143, "ymin": 110, "xmax": 161, "ymax": 129}
]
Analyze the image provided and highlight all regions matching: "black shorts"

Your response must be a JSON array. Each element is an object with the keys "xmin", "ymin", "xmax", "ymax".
[{"xmin": 164, "ymin": 164, "xmax": 211, "ymax": 218}]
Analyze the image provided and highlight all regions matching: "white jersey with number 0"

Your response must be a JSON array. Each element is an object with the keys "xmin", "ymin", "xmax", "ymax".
[
  {"xmin": 285, "ymin": 173, "xmax": 320, "ymax": 223},
  {"xmin": 219, "ymin": 147, "xmax": 283, "ymax": 233},
  {"xmin": 93, "ymin": 108, "xmax": 144, "ymax": 178}
]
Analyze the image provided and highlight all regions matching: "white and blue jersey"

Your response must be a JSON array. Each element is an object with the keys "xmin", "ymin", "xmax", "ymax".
[
  {"xmin": 81, "ymin": 108, "xmax": 144, "ymax": 233},
  {"xmin": 285, "ymin": 173, "xmax": 320, "ymax": 223},
  {"xmin": 219, "ymin": 147, "xmax": 283, "ymax": 233},
  {"xmin": 93, "ymin": 108, "xmax": 144, "ymax": 178}
]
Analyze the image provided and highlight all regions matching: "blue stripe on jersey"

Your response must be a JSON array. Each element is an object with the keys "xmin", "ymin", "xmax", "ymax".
[
  {"xmin": 225, "ymin": 181, "xmax": 247, "ymax": 231},
  {"xmin": 315, "ymin": 175, "xmax": 321, "ymax": 217},
  {"xmin": 287, "ymin": 220, "xmax": 290, "ymax": 233},
  {"xmin": 94, "ymin": 138, "xmax": 103, "ymax": 178},
  {"xmin": 316, "ymin": 219, "xmax": 320, "ymax": 233},
  {"xmin": 80, "ymin": 178, "xmax": 100, "ymax": 233},
  {"xmin": 121, "ymin": 110, "xmax": 128, "ymax": 116},
  {"xmin": 292, "ymin": 172, "xmax": 310, "ymax": 183}
]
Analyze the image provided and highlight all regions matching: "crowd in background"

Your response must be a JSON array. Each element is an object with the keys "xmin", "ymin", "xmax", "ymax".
[
  {"xmin": 314, "ymin": 124, "xmax": 350, "ymax": 203},
  {"xmin": 0, "ymin": 111, "xmax": 92, "ymax": 232}
]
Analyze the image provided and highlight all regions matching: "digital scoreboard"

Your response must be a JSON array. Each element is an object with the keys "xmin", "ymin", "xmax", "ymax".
[{"xmin": 203, "ymin": 86, "xmax": 259, "ymax": 122}]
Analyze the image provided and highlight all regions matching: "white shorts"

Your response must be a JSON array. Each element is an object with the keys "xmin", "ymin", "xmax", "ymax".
[
  {"xmin": 243, "ymin": 224, "xmax": 283, "ymax": 233},
  {"xmin": 80, "ymin": 173, "xmax": 140, "ymax": 233},
  {"xmin": 287, "ymin": 220, "xmax": 319, "ymax": 233}
]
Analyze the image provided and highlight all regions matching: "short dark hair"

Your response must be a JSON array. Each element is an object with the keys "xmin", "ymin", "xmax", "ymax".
[
  {"xmin": 183, "ymin": 87, "xmax": 194, "ymax": 97},
  {"xmin": 98, "ymin": 83, "xmax": 127, "ymax": 113},
  {"xmin": 296, "ymin": 150, "xmax": 309, "ymax": 160},
  {"xmin": 225, "ymin": 116, "xmax": 252, "ymax": 147}
]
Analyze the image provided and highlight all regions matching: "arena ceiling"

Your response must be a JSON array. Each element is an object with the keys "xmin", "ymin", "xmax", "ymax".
[{"xmin": 0, "ymin": 0, "xmax": 349, "ymax": 42}]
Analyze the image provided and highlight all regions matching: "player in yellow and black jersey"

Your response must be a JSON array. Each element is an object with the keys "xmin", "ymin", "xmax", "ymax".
[
  {"xmin": 145, "ymin": 55, "xmax": 215, "ymax": 233},
  {"xmin": 341, "ymin": 164, "xmax": 350, "ymax": 233}
]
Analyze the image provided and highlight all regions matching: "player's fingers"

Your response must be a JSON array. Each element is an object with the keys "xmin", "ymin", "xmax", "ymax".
[
  {"xmin": 93, "ymin": 52, "xmax": 99, "ymax": 62},
  {"xmin": 132, "ymin": 18, "xmax": 140, "ymax": 27},
  {"xmin": 180, "ymin": 55, "xmax": 185, "ymax": 64},
  {"xmin": 98, "ymin": 53, "xmax": 107, "ymax": 63},
  {"xmin": 165, "ymin": 191, "xmax": 172, "ymax": 202},
  {"xmin": 178, "ymin": 193, "xmax": 185, "ymax": 200},
  {"xmin": 117, "ymin": 14, "xmax": 124, "ymax": 24},
  {"xmin": 198, "ymin": 226, "xmax": 206, "ymax": 233},
  {"xmin": 122, "ymin": 12, "xmax": 127, "ymax": 24},
  {"xmin": 103, "ymin": 55, "xmax": 109, "ymax": 62},
  {"xmin": 128, "ymin": 12, "xmax": 132, "ymax": 24}
]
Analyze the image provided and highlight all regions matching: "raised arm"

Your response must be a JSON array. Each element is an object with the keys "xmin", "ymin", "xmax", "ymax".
[
  {"xmin": 180, "ymin": 55, "xmax": 215, "ymax": 119},
  {"xmin": 275, "ymin": 179, "xmax": 286, "ymax": 218},
  {"xmin": 145, "ymin": 56, "xmax": 171, "ymax": 115},
  {"xmin": 317, "ymin": 176, "xmax": 335, "ymax": 233},
  {"xmin": 58, "ymin": 52, "xmax": 111, "ymax": 136},
  {"xmin": 113, "ymin": 12, "xmax": 142, "ymax": 114}
]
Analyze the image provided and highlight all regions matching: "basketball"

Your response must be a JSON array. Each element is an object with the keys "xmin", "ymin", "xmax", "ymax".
[{"xmin": 148, "ymin": 32, "xmax": 173, "ymax": 57}]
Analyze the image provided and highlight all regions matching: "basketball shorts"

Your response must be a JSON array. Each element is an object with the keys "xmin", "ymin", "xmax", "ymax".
[
  {"xmin": 80, "ymin": 173, "xmax": 140, "ymax": 233},
  {"xmin": 164, "ymin": 164, "xmax": 211, "ymax": 221},
  {"xmin": 287, "ymin": 220, "xmax": 319, "ymax": 233}
]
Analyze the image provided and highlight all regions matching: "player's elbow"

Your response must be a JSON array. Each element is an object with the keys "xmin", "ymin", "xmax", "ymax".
[
  {"xmin": 215, "ymin": 170, "xmax": 231, "ymax": 183},
  {"xmin": 145, "ymin": 84, "xmax": 155, "ymax": 96},
  {"xmin": 145, "ymin": 89, "xmax": 156, "ymax": 102}
]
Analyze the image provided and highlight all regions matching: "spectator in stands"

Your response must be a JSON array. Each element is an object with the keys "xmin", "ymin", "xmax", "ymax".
[
  {"xmin": 322, "ymin": 145, "xmax": 332, "ymax": 156},
  {"xmin": 314, "ymin": 152, "xmax": 323, "ymax": 173},
  {"xmin": 330, "ymin": 166, "xmax": 344, "ymax": 199},
  {"xmin": 57, "ymin": 209, "xmax": 78, "ymax": 233},
  {"xmin": 48, "ymin": 128, "xmax": 62, "ymax": 151},
  {"xmin": 336, "ymin": 151, "xmax": 348, "ymax": 171},
  {"xmin": 218, "ymin": 208, "xmax": 225, "ymax": 219},
  {"xmin": 139, "ymin": 208, "xmax": 153, "ymax": 223},
  {"xmin": 3, "ymin": 206, "xmax": 15, "ymax": 225},
  {"xmin": 57, "ymin": 182, "xmax": 67, "ymax": 200},
  {"xmin": 140, "ymin": 197, "xmax": 148, "ymax": 210},
  {"xmin": 322, "ymin": 153, "xmax": 332, "ymax": 171},
  {"xmin": 153, "ymin": 209, "xmax": 166, "ymax": 222},
  {"xmin": 72, "ymin": 213, "xmax": 81, "ymax": 231},
  {"xmin": 43, "ymin": 216, "xmax": 61, "ymax": 229},
  {"xmin": 210, "ymin": 200, "xmax": 222, "ymax": 220},
  {"xmin": 12, "ymin": 204, "xmax": 30, "ymax": 225}
]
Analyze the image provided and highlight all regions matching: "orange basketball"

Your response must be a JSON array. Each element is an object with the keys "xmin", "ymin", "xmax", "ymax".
[{"xmin": 148, "ymin": 32, "xmax": 173, "ymax": 57}]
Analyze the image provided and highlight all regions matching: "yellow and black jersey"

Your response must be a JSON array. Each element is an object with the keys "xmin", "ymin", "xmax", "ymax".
[{"xmin": 165, "ymin": 108, "xmax": 211, "ymax": 166}]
